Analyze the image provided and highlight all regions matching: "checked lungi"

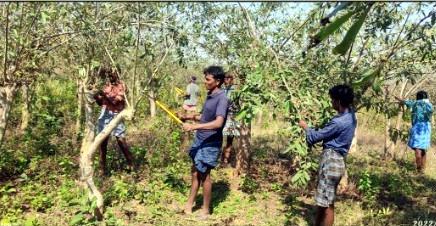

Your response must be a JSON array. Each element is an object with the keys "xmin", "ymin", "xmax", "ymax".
[{"xmin": 315, "ymin": 149, "xmax": 346, "ymax": 207}]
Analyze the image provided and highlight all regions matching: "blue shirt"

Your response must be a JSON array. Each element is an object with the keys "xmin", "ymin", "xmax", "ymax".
[
  {"xmin": 404, "ymin": 99, "xmax": 433, "ymax": 125},
  {"xmin": 195, "ymin": 90, "xmax": 229, "ymax": 144},
  {"xmin": 305, "ymin": 109, "xmax": 357, "ymax": 156}
]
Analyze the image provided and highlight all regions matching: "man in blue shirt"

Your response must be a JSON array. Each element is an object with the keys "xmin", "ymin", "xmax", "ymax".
[
  {"xmin": 299, "ymin": 84, "xmax": 357, "ymax": 226},
  {"xmin": 179, "ymin": 66, "xmax": 229, "ymax": 218}
]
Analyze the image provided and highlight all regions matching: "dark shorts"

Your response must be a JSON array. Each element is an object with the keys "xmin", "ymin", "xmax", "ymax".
[
  {"xmin": 315, "ymin": 149, "xmax": 346, "ymax": 207},
  {"xmin": 189, "ymin": 138, "xmax": 222, "ymax": 173}
]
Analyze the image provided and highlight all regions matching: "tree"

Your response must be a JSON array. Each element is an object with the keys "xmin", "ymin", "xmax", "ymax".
[
  {"xmin": 0, "ymin": 3, "xmax": 72, "ymax": 146},
  {"xmin": 61, "ymin": 3, "xmax": 191, "ymax": 218},
  {"xmin": 183, "ymin": 2, "xmax": 435, "ymax": 186}
]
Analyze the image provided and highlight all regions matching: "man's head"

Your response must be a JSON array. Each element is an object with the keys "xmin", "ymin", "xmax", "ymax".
[
  {"xmin": 224, "ymin": 72, "xmax": 234, "ymax": 86},
  {"xmin": 329, "ymin": 84, "xmax": 354, "ymax": 111},
  {"xmin": 109, "ymin": 66, "xmax": 121, "ymax": 83},
  {"xmin": 203, "ymin": 66, "xmax": 225, "ymax": 91},
  {"xmin": 97, "ymin": 65, "xmax": 120, "ymax": 83},
  {"xmin": 191, "ymin": 76, "xmax": 197, "ymax": 83},
  {"xmin": 416, "ymin": 90, "xmax": 428, "ymax": 100}
]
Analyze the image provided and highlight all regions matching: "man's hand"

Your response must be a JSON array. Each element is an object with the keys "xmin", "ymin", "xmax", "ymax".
[
  {"xmin": 394, "ymin": 96, "xmax": 405, "ymax": 104},
  {"xmin": 93, "ymin": 91, "xmax": 105, "ymax": 106},
  {"xmin": 177, "ymin": 112, "xmax": 190, "ymax": 121},
  {"xmin": 183, "ymin": 123, "xmax": 196, "ymax": 132},
  {"xmin": 298, "ymin": 120, "xmax": 309, "ymax": 130},
  {"xmin": 178, "ymin": 112, "xmax": 200, "ymax": 121}
]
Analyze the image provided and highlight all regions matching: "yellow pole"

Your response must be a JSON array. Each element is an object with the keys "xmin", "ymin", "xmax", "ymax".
[
  {"xmin": 175, "ymin": 87, "xmax": 184, "ymax": 95},
  {"xmin": 155, "ymin": 100, "xmax": 183, "ymax": 124}
]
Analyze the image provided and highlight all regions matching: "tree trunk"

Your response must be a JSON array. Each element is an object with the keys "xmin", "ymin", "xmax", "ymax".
[
  {"xmin": 256, "ymin": 110, "xmax": 263, "ymax": 125},
  {"xmin": 75, "ymin": 79, "xmax": 84, "ymax": 142},
  {"xmin": 383, "ymin": 86, "xmax": 393, "ymax": 159},
  {"xmin": 235, "ymin": 122, "xmax": 251, "ymax": 176},
  {"xmin": 20, "ymin": 84, "xmax": 30, "ymax": 132},
  {"xmin": 79, "ymin": 87, "xmax": 134, "ymax": 219},
  {"xmin": 0, "ymin": 84, "xmax": 17, "ymax": 147},
  {"xmin": 390, "ymin": 80, "xmax": 407, "ymax": 159},
  {"xmin": 384, "ymin": 114, "xmax": 392, "ymax": 159},
  {"xmin": 149, "ymin": 90, "xmax": 156, "ymax": 117},
  {"xmin": 391, "ymin": 109, "xmax": 404, "ymax": 160}
]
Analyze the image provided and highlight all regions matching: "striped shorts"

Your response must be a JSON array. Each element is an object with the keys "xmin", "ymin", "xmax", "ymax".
[{"xmin": 315, "ymin": 149, "xmax": 346, "ymax": 207}]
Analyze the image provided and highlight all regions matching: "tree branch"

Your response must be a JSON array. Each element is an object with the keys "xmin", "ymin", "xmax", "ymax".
[
  {"xmin": 405, "ymin": 76, "xmax": 429, "ymax": 98},
  {"xmin": 132, "ymin": 3, "xmax": 141, "ymax": 104},
  {"xmin": 278, "ymin": 11, "xmax": 315, "ymax": 51},
  {"xmin": 3, "ymin": 3, "xmax": 10, "ymax": 83}
]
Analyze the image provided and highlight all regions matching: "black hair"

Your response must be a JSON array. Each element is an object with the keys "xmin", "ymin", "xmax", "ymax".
[
  {"xmin": 416, "ymin": 90, "xmax": 428, "ymax": 100},
  {"xmin": 329, "ymin": 84, "xmax": 354, "ymax": 108},
  {"xmin": 203, "ymin": 66, "xmax": 225, "ymax": 87},
  {"xmin": 98, "ymin": 65, "xmax": 110, "ymax": 79}
]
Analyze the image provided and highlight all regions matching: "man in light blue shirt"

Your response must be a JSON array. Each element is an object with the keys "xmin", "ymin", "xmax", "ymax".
[
  {"xmin": 299, "ymin": 84, "xmax": 356, "ymax": 226},
  {"xmin": 183, "ymin": 76, "xmax": 200, "ymax": 112},
  {"xmin": 395, "ymin": 90, "xmax": 433, "ymax": 173}
]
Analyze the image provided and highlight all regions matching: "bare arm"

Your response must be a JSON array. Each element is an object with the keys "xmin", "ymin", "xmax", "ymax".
[
  {"xmin": 183, "ymin": 116, "xmax": 225, "ymax": 131},
  {"xmin": 394, "ymin": 96, "xmax": 405, "ymax": 104},
  {"xmin": 179, "ymin": 113, "xmax": 201, "ymax": 121}
]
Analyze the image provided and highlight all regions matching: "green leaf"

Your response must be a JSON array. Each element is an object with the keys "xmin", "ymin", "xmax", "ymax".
[
  {"xmin": 333, "ymin": 7, "xmax": 371, "ymax": 55},
  {"xmin": 24, "ymin": 217, "xmax": 38, "ymax": 226},
  {"xmin": 352, "ymin": 68, "xmax": 380, "ymax": 89},
  {"xmin": 40, "ymin": 96, "xmax": 51, "ymax": 101},
  {"xmin": 371, "ymin": 77, "xmax": 382, "ymax": 93},
  {"xmin": 236, "ymin": 110, "xmax": 247, "ymax": 121},
  {"xmin": 69, "ymin": 213, "xmax": 84, "ymax": 226},
  {"xmin": 41, "ymin": 11, "xmax": 50, "ymax": 24},
  {"xmin": 291, "ymin": 172, "xmax": 301, "ymax": 184},
  {"xmin": 313, "ymin": 10, "xmax": 356, "ymax": 44}
]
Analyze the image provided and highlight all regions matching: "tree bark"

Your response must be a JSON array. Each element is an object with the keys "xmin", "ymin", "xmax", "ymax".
[
  {"xmin": 256, "ymin": 108, "xmax": 263, "ymax": 125},
  {"xmin": 149, "ymin": 90, "xmax": 156, "ymax": 117},
  {"xmin": 390, "ymin": 80, "xmax": 407, "ymax": 159},
  {"xmin": 79, "ymin": 87, "xmax": 134, "ymax": 219},
  {"xmin": 75, "ymin": 79, "xmax": 84, "ymax": 141},
  {"xmin": 384, "ymin": 114, "xmax": 392, "ymax": 159},
  {"xmin": 0, "ymin": 84, "xmax": 17, "ymax": 147},
  {"xmin": 20, "ymin": 84, "xmax": 30, "ymax": 132},
  {"xmin": 391, "ymin": 109, "xmax": 404, "ymax": 160},
  {"xmin": 383, "ymin": 86, "xmax": 393, "ymax": 159},
  {"xmin": 235, "ymin": 122, "xmax": 251, "ymax": 176},
  {"xmin": 78, "ymin": 88, "xmax": 101, "ymax": 217}
]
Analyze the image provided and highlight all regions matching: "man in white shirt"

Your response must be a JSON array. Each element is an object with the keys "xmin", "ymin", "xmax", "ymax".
[{"xmin": 183, "ymin": 76, "xmax": 200, "ymax": 112}]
